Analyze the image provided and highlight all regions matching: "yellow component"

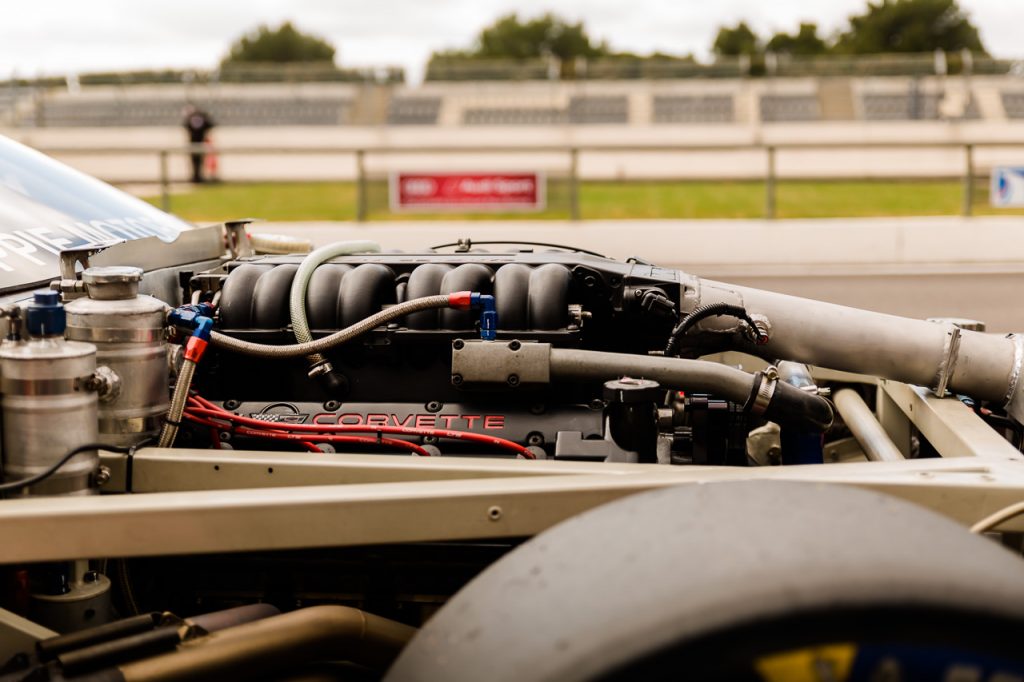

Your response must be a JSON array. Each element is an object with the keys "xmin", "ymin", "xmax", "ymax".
[
  {"xmin": 249, "ymin": 232, "xmax": 314, "ymax": 255},
  {"xmin": 755, "ymin": 643, "xmax": 857, "ymax": 682}
]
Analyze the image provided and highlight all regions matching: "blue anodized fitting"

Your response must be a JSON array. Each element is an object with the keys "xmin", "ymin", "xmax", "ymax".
[
  {"xmin": 26, "ymin": 290, "xmax": 66, "ymax": 337},
  {"xmin": 471, "ymin": 293, "xmax": 497, "ymax": 341},
  {"xmin": 168, "ymin": 303, "xmax": 215, "ymax": 341}
]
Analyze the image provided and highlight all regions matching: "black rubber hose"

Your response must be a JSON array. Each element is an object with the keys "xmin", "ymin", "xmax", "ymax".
[
  {"xmin": 549, "ymin": 349, "xmax": 833, "ymax": 433},
  {"xmin": 58, "ymin": 627, "xmax": 183, "ymax": 676},
  {"xmin": 36, "ymin": 613, "xmax": 161, "ymax": 662},
  {"xmin": 747, "ymin": 373, "xmax": 835, "ymax": 433},
  {"xmin": 664, "ymin": 302, "xmax": 764, "ymax": 356}
]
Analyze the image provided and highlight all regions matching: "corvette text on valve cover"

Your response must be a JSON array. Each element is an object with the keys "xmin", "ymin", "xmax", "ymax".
[{"xmin": 311, "ymin": 412, "xmax": 507, "ymax": 430}]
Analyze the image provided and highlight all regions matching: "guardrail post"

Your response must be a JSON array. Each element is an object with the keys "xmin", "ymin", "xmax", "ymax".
[
  {"xmin": 962, "ymin": 143, "xmax": 974, "ymax": 217},
  {"xmin": 356, "ymin": 149, "xmax": 368, "ymax": 222},
  {"xmin": 569, "ymin": 147, "xmax": 580, "ymax": 221},
  {"xmin": 765, "ymin": 145, "xmax": 777, "ymax": 220},
  {"xmin": 159, "ymin": 149, "xmax": 170, "ymax": 213}
]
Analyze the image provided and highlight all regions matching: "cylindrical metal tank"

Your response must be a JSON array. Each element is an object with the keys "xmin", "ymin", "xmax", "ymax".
[
  {"xmin": 65, "ymin": 267, "xmax": 169, "ymax": 445},
  {"xmin": 0, "ymin": 291, "xmax": 99, "ymax": 496}
]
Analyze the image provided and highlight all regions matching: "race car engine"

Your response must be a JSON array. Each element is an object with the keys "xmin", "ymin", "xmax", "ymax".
[{"xmin": 179, "ymin": 245, "xmax": 833, "ymax": 465}]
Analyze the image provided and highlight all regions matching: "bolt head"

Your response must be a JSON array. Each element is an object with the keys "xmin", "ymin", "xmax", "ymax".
[{"xmin": 94, "ymin": 465, "xmax": 112, "ymax": 487}]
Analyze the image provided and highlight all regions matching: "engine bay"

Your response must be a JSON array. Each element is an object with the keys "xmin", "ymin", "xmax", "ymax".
[{"xmin": 3, "ymin": 228, "xmax": 1024, "ymax": 680}]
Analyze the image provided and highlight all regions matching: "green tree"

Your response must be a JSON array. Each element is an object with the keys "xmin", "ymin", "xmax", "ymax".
[
  {"xmin": 426, "ymin": 13, "xmax": 611, "ymax": 79},
  {"xmin": 427, "ymin": 13, "xmax": 698, "ymax": 80},
  {"xmin": 472, "ymin": 13, "xmax": 608, "ymax": 61},
  {"xmin": 766, "ymin": 23, "xmax": 829, "ymax": 56},
  {"xmin": 222, "ymin": 22, "xmax": 336, "ymax": 65},
  {"xmin": 712, "ymin": 22, "xmax": 760, "ymax": 57},
  {"xmin": 834, "ymin": 0, "xmax": 986, "ymax": 54}
]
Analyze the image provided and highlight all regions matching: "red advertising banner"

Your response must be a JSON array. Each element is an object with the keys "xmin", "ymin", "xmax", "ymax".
[{"xmin": 390, "ymin": 172, "xmax": 545, "ymax": 212}]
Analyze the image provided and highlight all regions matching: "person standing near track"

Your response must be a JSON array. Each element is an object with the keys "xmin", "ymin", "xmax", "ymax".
[{"xmin": 182, "ymin": 104, "xmax": 216, "ymax": 183}]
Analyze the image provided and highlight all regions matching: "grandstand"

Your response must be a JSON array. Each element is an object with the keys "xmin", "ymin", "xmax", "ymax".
[
  {"xmin": 8, "ymin": 83, "xmax": 358, "ymax": 128},
  {"xmin": 2, "ymin": 69, "xmax": 1020, "ymax": 129},
  {"xmin": 3, "ymin": 55, "xmax": 1024, "ymax": 187}
]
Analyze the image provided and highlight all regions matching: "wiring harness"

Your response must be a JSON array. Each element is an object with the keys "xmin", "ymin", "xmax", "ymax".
[{"xmin": 664, "ymin": 302, "xmax": 768, "ymax": 357}]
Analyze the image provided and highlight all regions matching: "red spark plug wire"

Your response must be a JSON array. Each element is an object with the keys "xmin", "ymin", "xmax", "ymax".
[
  {"xmin": 186, "ymin": 394, "xmax": 535, "ymax": 459},
  {"xmin": 184, "ymin": 403, "xmax": 431, "ymax": 456}
]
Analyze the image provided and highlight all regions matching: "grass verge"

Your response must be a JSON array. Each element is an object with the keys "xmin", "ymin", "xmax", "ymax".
[{"xmin": 141, "ymin": 179, "xmax": 1024, "ymax": 222}]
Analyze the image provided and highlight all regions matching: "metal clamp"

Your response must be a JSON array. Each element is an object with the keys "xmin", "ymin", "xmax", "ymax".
[
  {"xmin": 307, "ymin": 360, "xmax": 335, "ymax": 379},
  {"xmin": 1005, "ymin": 335, "xmax": 1024, "ymax": 424},
  {"xmin": 1, "ymin": 374, "xmax": 96, "ymax": 396},
  {"xmin": 66, "ymin": 327, "xmax": 166, "ymax": 344},
  {"xmin": 933, "ymin": 325, "xmax": 962, "ymax": 397},
  {"xmin": 751, "ymin": 366, "xmax": 779, "ymax": 416}
]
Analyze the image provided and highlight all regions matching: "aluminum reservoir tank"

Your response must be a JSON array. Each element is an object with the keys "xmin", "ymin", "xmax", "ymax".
[
  {"xmin": 0, "ymin": 291, "xmax": 99, "ymax": 496},
  {"xmin": 65, "ymin": 266, "xmax": 169, "ymax": 445}
]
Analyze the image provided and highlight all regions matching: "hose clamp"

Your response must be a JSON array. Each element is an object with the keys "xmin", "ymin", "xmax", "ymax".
[
  {"xmin": 933, "ymin": 324, "xmax": 962, "ymax": 397},
  {"xmin": 1005, "ymin": 335, "xmax": 1024, "ymax": 424},
  {"xmin": 308, "ymin": 360, "xmax": 334, "ymax": 379},
  {"xmin": 751, "ymin": 366, "xmax": 779, "ymax": 416}
]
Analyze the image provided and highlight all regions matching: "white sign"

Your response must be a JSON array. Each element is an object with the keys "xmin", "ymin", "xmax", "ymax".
[{"xmin": 990, "ymin": 167, "xmax": 1024, "ymax": 207}]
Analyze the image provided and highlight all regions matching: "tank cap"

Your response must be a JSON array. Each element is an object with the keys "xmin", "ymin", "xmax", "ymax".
[
  {"xmin": 26, "ymin": 290, "xmax": 66, "ymax": 337},
  {"xmin": 83, "ymin": 266, "xmax": 142, "ymax": 285},
  {"xmin": 83, "ymin": 266, "xmax": 142, "ymax": 300}
]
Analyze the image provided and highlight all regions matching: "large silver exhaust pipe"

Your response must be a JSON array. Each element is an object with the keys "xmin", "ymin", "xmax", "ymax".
[{"xmin": 686, "ymin": 276, "xmax": 1024, "ymax": 422}]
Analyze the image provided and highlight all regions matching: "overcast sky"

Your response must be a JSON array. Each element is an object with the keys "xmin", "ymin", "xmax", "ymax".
[{"xmin": 1, "ymin": 0, "xmax": 1020, "ymax": 83}]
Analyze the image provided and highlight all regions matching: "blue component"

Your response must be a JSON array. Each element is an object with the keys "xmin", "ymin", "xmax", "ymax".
[
  {"xmin": 778, "ymin": 365, "xmax": 825, "ymax": 465},
  {"xmin": 780, "ymin": 430, "xmax": 824, "ymax": 465},
  {"xmin": 471, "ymin": 293, "xmax": 497, "ymax": 341},
  {"xmin": 26, "ymin": 289, "xmax": 66, "ymax": 337},
  {"xmin": 192, "ymin": 316, "xmax": 214, "ymax": 342},
  {"xmin": 169, "ymin": 303, "xmax": 215, "ymax": 340}
]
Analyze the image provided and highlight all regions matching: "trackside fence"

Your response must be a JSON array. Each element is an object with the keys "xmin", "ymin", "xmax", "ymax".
[{"xmin": 31, "ymin": 140, "xmax": 1024, "ymax": 220}]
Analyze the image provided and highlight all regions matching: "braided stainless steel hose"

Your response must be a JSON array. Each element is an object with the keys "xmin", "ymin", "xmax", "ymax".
[{"xmin": 209, "ymin": 294, "xmax": 454, "ymax": 358}]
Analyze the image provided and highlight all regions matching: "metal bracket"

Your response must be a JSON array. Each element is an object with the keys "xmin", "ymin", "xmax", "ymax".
[
  {"xmin": 224, "ymin": 219, "xmax": 259, "ymax": 259},
  {"xmin": 53, "ymin": 241, "xmax": 126, "ymax": 298},
  {"xmin": 87, "ymin": 366, "xmax": 122, "ymax": 404},
  {"xmin": 0, "ymin": 606, "xmax": 58, "ymax": 661},
  {"xmin": 451, "ymin": 340, "xmax": 551, "ymax": 386},
  {"xmin": 58, "ymin": 241, "xmax": 125, "ymax": 281}
]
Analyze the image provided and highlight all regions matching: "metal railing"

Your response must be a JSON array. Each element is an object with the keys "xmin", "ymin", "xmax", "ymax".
[
  {"xmin": 424, "ymin": 52, "xmax": 1020, "ymax": 81},
  {"xmin": 4, "ymin": 52, "xmax": 1018, "ymax": 95},
  {"xmin": 36, "ymin": 140, "xmax": 1024, "ymax": 221},
  {"xmin": 2, "ymin": 64, "xmax": 405, "ymax": 89}
]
